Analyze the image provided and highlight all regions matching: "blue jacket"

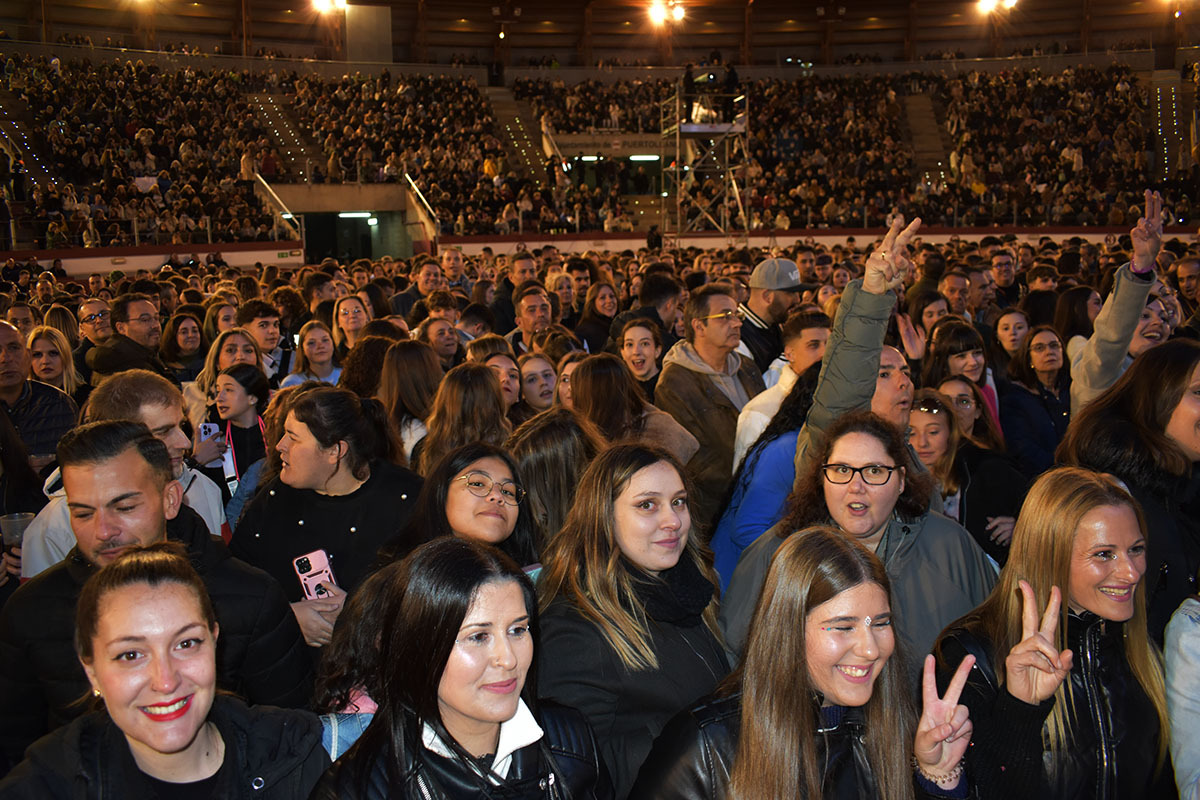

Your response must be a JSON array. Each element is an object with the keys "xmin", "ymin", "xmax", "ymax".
[{"xmin": 709, "ymin": 431, "xmax": 799, "ymax": 591}]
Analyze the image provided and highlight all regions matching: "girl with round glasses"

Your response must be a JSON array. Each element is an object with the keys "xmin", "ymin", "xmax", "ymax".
[
  {"xmin": 721, "ymin": 410, "xmax": 997, "ymax": 672},
  {"xmin": 384, "ymin": 443, "xmax": 538, "ymax": 569}
]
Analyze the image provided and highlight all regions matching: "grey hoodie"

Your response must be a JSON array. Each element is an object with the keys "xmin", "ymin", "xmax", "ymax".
[{"xmin": 662, "ymin": 341, "xmax": 752, "ymax": 410}]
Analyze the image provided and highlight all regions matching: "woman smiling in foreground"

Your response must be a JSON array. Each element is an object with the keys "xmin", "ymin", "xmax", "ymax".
[
  {"xmin": 630, "ymin": 527, "xmax": 977, "ymax": 800},
  {"xmin": 934, "ymin": 467, "xmax": 1176, "ymax": 798},
  {"xmin": 311, "ymin": 537, "xmax": 609, "ymax": 799},
  {"xmin": 0, "ymin": 544, "xmax": 329, "ymax": 797}
]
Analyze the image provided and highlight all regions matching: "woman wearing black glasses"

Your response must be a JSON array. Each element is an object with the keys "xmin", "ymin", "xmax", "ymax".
[{"xmin": 721, "ymin": 410, "xmax": 997, "ymax": 671}]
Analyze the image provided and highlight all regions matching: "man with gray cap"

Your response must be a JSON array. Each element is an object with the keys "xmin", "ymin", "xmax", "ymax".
[{"xmin": 737, "ymin": 257, "xmax": 815, "ymax": 372}]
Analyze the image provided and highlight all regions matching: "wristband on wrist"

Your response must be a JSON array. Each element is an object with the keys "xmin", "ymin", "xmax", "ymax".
[{"xmin": 911, "ymin": 755, "xmax": 965, "ymax": 787}]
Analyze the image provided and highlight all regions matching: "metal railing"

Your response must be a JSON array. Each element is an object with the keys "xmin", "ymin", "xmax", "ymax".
[
  {"xmin": 253, "ymin": 172, "xmax": 303, "ymax": 243},
  {"xmin": 403, "ymin": 172, "xmax": 440, "ymax": 249},
  {"xmin": 3, "ymin": 213, "xmax": 296, "ymax": 252}
]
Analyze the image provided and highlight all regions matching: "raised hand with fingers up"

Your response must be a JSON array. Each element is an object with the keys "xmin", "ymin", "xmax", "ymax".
[
  {"xmin": 914, "ymin": 653, "xmax": 975, "ymax": 790},
  {"xmin": 863, "ymin": 216, "xmax": 922, "ymax": 296},
  {"xmin": 1005, "ymin": 581, "xmax": 1074, "ymax": 706},
  {"xmin": 1130, "ymin": 189, "xmax": 1163, "ymax": 275}
]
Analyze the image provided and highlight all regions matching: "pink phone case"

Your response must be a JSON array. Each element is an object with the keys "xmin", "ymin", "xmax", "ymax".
[{"xmin": 293, "ymin": 549, "xmax": 336, "ymax": 600}]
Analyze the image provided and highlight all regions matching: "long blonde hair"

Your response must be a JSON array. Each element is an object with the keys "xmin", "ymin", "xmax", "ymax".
[
  {"xmin": 944, "ymin": 466, "xmax": 1168, "ymax": 762},
  {"xmin": 537, "ymin": 444, "xmax": 721, "ymax": 671},
  {"xmin": 28, "ymin": 325, "xmax": 81, "ymax": 396},
  {"xmin": 729, "ymin": 526, "xmax": 914, "ymax": 800}
]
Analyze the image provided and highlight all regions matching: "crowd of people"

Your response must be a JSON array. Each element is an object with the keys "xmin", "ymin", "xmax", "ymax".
[
  {"xmin": 937, "ymin": 64, "xmax": 1169, "ymax": 227},
  {"xmin": 0, "ymin": 186, "xmax": 1190, "ymax": 798},
  {"xmin": 4, "ymin": 53, "xmax": 296, "ymax": 248},
  {"xmin": 1, "ymin": 52, "xmax": 1197, "ymax": 244}
]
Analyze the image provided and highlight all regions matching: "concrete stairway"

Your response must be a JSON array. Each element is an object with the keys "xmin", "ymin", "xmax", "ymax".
[
  {"xmin": 1147, "ymin": 70, "xmax": 1190, "ymax": 180},
  {"xmin": 484, "ymin": 86, "xmax": 545, "ymax": 182},
  {"xmin": 0, "ymin": 86, "xmax": 59, "ymax": 190},
  {"xmin": 903, "ymin": 93, "xmax": 951, "ymax": 185},
  {"xmin": 247, "ymin": 93, "xmax": 324, "ymax": 183}
]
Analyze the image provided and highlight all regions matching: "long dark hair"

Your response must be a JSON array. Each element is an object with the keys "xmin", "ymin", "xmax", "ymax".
[
  {"xmin": 1057, "ymin": 338, "xmax": 1200, "ymax": 491},
  {"xmin": 570, "ymin": 353, "xmax": 648, "ymax": 441},
  {"xmin": 290, "ymin": 385, "xmax": 401, "ymax": 481},
  {"xmin": 385, "ymin": 443, "xmax": 537, "ymax": 567},
  {"xmin": 313, "ymin": 561, "xmax": 404, "ymax": 714},
  {"xmin": 726, "ymin": 526, "xmax": 914, "ymax": 800},
  {"xmin": 1053, "ymin": 285, "xmax": 1097, "ymax": 343},
  {"xmin": 344, "ymin": 538, "xmax": 538, "ymax": 794},
  {"xmin": 506, "ymin": 408, "xmax": 607, "ymax": 553}
]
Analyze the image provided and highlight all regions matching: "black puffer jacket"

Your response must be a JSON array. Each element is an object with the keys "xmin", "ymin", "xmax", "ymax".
[
  {"xmin": 0, "ymin": 505, "xmax": 312, "ymax": 769},
  {"xmin": 0, "ymin": 695, "xmax": 329, "ymax": 798},
  {"xmin": 937, "ymin": 611, "xmax": 1177, "ymax": 800},
  {"xmin": 629, "ymin": 691, "xmax": 963, "ymax": 800},
  {"xmin": 310, "ymin": 702, "xmax": 611, "ymax": 799}
]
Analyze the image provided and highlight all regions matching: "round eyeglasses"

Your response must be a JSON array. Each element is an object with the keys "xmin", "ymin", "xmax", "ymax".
[{"xmin": 454, "ymin": 471, "xmax": 526, "ymax": 505}]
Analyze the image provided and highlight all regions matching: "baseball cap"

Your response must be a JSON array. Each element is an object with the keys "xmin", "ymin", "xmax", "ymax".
[{"xmin": 749, "ymin": 258, "xmax": 819, "ymax": 292}]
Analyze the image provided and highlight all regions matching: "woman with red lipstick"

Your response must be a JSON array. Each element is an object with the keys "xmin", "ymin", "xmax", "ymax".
[
  {"xmin": 0, "ymin": 544, "xmax": 329, "ymax": 797},
  {"xmin": 632, "ymin": 526, "xmax": 977, "ymax": 800},
  {"xmin": 934, "ymin": 467, "xmax": 1175, "ymax": 799},
  {"xmin": 311, "ymin": 538, "xmax": 609, "ymax": 799},
  {"xmin": 538, "ymin": 444, "xmax": 728, "ymax": 799}
]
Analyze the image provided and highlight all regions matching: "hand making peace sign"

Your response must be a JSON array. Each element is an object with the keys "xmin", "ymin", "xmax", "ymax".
[
  {"xmin": 1005, "ymin": 580, "xmax": 1074, "ymax": 706},
  {"xmin": 863, "ymin": 215, "xmax": 922, "ymax": 296},
  {"xmin": 914, "ymin": 652, "xmax": 975, "ymax": 787}
]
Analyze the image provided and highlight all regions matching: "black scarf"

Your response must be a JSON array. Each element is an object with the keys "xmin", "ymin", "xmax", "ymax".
[{"xmin": 626, "ymin": 555, "xmax": 715, "ymax": 626}]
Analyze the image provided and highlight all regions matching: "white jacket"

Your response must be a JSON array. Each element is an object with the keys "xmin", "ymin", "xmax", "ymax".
[{"xmin": 21, "ymin": 465, "xmax": 228, "ymax": 578}]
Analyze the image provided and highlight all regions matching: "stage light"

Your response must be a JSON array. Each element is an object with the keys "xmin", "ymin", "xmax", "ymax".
[
  {"xmin": 977, "ymin": 0, "xmax": 997, "ymax": 12},
  {"xmin": 333, "ymin": 0, "xmax": 346, "ymax": 8},
  {"xmin": 313, "ymin": 0, "xmax": 332, "ymax": 11},
  {"xmin": 649, "ymin": 2, "xmax": 667, "ymax": 25},
  {"xmin": 1002, "ymin": 0, "xmax": 1017, "ymax": 7},
  {"xmin": 672, "ymin": 4, "xmax": 685, "ymax": 21}
]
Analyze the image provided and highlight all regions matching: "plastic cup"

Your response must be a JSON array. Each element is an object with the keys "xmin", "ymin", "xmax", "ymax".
[{"xmin": 0, "ymin": 513, "xmax": 35, "ymax": 548}]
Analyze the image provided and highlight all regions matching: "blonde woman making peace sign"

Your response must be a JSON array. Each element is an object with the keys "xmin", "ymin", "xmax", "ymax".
[{"xmin": 934, "ymin": 467, "xmax": 1176, "ymax": 799}]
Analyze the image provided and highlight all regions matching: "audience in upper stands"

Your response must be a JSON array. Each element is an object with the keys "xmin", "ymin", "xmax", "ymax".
[{"xmin": 0, "ymin": 38, "xmax": 1198, "ymax": 800}]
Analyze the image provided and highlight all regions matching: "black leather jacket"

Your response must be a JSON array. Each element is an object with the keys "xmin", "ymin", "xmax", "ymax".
[
  {"xmin": 629, "ymin": 691, "xmax": 960, "ymax": 800},
  {"xmin": 310, "ymin": 702, "xmax": 611, "ymax": 800},
  {"xmin": 938, "ymin": 611, "xmax": 1177, "ymax": 800}
]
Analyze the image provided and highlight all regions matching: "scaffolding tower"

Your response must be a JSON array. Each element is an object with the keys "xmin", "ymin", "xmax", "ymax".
[{"xmin": 660, "ymin": 78, "xmax": 750, "ymax": 247}]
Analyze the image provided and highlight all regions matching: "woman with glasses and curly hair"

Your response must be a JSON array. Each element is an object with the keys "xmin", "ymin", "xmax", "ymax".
[{"xmin": 721, "ymin": 410, "xmax": 996, "ymax": 671}]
